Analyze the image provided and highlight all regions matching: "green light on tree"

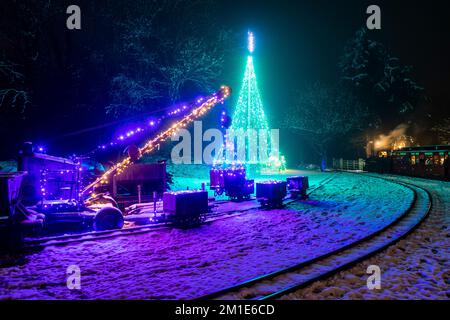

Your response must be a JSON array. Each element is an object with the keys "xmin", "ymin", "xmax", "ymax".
[
  {"xmin": 215, "ymin": 32, "xmax": 284, "ymax": 169},
  {"xmin": 229, "ymin": 32, "xmax": 270, "ymax": 165},
  {"xmin": 231, "ymin": 55, "xmax": 269, "ymax": 131}
]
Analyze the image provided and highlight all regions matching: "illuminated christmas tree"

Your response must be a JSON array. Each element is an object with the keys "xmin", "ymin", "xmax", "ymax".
[
  {"xmin": 229, "ymin": 32, "xmax": 271, "ymax": 165},
  {"xmin": 214, "ymin": 32, "xmax": 283, "ymax": 169},
  {"xmin": 231, "ymin": 32, "xmax": 269, "ymax": 132}
]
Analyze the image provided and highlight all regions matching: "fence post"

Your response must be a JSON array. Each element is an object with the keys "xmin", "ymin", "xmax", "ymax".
[{"xmin": 358, "ymin": 158, "xmax": 365, "ymax": 171}]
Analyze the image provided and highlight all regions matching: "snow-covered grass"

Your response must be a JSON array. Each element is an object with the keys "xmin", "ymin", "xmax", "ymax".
[
  {"xmin": 283, "ymin": 174, "xmax": 450, "ymax": 300},
  {"xmin": 0, "ymin": 172, "xmax": 415, "ymax": 299},
  {"xmin": 168, "ymin": 163, "xmax": 326, "ymax": 197}
]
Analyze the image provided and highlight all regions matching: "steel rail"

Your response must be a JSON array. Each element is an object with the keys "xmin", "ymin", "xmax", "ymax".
[
  {"xmin": 23, "ymin": 174, "xmax": 338, "ymax": 249},
  {"xmin": 194, "ymin": 174, "xmax": 430, "ymax": 300}
]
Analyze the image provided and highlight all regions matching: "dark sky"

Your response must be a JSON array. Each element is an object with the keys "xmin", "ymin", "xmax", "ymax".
[
  {"xmin": 2, "ymin": 0, "xmax": 449, "ymax": 159},
  {"xmin": 217, "ymin": 0, "xmax": 450, "ymax": 123}
]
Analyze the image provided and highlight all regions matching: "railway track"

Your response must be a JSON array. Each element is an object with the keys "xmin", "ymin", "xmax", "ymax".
[
  {"xmin": 22, "ymin": 173, "xmax": 338, "ymax": 249},
  {"xmin": 205, "ymin": 173, "xmax": 338, "ymax": 221},
  {"xmin": 195, "ymin": 175, "xmax": 432, "ymax": 300}
]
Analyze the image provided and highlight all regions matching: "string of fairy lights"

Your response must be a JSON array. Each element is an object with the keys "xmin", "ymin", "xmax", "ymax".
[
  {"xmin": 232, "ymin": 32, "xmax": 269, "ymax": 132},
  {"xmin": 82, "ymin": 85, "xmax": 231, "ymax": 195},
  {"xmin": 214, "ymin": 31, "xmax": 273, "ymax": 166},
  {"xmin": 87, "ymin": 98, "xmax": 210, "ymax": 155}
]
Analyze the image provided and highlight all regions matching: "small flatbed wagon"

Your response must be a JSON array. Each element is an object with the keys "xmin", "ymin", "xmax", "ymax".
[
  {"xmin": 210, "ymin": 167, "xmax": 254, "ymax": 200},
  {"xmin": 256, "ymin": 180, "xmax": 287, "ymax": 208},
  {"xmin": 163, "ymin": 190, "xmax": 208, "ymax": 226},
  {"xmin": 286, "ymin": 176, "xmax": 309, "ymax": 199}
]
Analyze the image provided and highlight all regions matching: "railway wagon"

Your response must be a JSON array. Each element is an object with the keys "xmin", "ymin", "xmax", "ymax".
[
  {"xmin": 112, "ymin": 162, "xmax": 167, "ymax": 208},
  {"xmin": 163, "ymin": 190, "xmax": 208, "ymax": 226},
  {"xmin": 256, "ymin": 180, "xmax": 287, "ymax": 208},
  {"xmin": 210, "ymin": 167, "xmax": 254, "ymax": 200},
  {"xmin": 367, "ymin": 145, "xmax": 450, "ymax": 180},
  {"xmin": 286, "ymin": 176, "xmax": 309, "ymax": 199},
  {"xmin": 391, "ymin": 145, "xmax": 449, "ymax": 180}
]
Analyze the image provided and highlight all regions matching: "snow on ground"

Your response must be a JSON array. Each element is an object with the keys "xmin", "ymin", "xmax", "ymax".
[
  {"xmin": 167, "ymin": 164, "xmax": 324, "ymax": 197},
  {"xmin": 283, "ymin": 174, "xmax": 449, "ymax": 300},
  {"xmin": 0, "ymin": 172, "xmax": 414, "ymax": 299}
]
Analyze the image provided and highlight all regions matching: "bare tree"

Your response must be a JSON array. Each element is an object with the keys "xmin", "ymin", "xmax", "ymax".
[
  {"xmin": 0, "ymin": 0, "xmax": 64, "ymax": 116},
  {"xmin": 160, "ymin": 35, "xmax": 226, "ymax": 103},
  {"xmin": 0, "ymin": 59, "xmax": 30, "ymax": 113},
  {"xmin": 106, "ymin": 0, "xmax": 233, "ymax": 117},
  {"xmin": 283, "ymin": 83, "xmax": 369, "ymax": 167}
]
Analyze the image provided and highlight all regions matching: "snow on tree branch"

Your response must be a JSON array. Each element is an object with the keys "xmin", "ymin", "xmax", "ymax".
[
  {"xmin": 339, "ymin": 27, "xmax": 424, "ymax": 120},
  {"xmin": 106, "ymin": 0, "xmax": 232, "ymax": 117}
]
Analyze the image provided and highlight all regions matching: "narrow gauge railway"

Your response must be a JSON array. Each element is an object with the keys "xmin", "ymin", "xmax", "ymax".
[
  {"xmin": 22, "ymin": 174, "xmax": 338, "ymax": 249},
  {"xmin": 195, "ymin": 175, "xmax": 431, "ymax": 300}
]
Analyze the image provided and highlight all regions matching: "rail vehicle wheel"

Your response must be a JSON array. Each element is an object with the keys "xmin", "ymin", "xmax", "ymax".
[
  {"xmin": 191, "ymin": 213, "xmax": 207, "ymax": 225},
  {"xmin": 93, "ymin": 207, "xmax": 124, "ymax": 231}
]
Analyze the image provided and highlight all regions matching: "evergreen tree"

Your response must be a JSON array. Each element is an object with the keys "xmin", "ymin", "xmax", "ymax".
[
  {"xmin": 231, "ymin": 56, "xmax": 269, "ymax": 131},
  {"xmin": 224, "ymin": 32, "xmax": 272, "ymax": 165},
  {"xmin": 339, "ymin": 28, "xmax": 424, "ymax": 129}
]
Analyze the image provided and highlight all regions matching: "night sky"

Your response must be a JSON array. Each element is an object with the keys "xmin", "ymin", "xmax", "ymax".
[
  {"xmin": 1, "ymin": 0, "xmax": 449, "ymax": 161},
  {"xmin": 215, "ymin": 0, "xmax": 450, "ymax": 162},
  {"xmin": 218, "ymin": 0, "xmax": 450, "ymax": 121}
]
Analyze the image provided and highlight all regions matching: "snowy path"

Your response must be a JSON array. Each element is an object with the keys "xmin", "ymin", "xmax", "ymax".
[
  {"xmin": 283, "ymin": 174, "xmax": 449, "ymax": 300},
  {"xmin": 0, "ymin": 173, "xmax": 414, "ymax": 299}
]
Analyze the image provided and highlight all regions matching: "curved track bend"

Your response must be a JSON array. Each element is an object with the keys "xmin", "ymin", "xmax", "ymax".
[{"xmin": 195, "ymin": 175, "xmax": 431, "ymax": 300}]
